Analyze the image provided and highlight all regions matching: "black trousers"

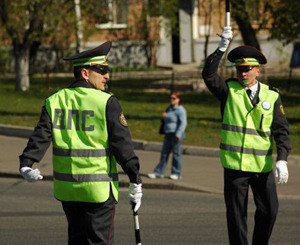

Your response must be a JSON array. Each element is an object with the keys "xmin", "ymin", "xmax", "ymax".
[
  {"xmin": 61, "ymin": 194, "xmax": 116, "ymax": 245},
  {"xmin": 224, "ymin": 168, "xmax": 278, "ymax": 245}
]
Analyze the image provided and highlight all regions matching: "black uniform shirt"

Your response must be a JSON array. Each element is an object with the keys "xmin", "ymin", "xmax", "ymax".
[
  {"xmin": 19, "ymin": 80, "xmax": 142, "ymax": 184},
  {"xmin": 202, "ymin": 49, "xmax": 291, "ymax": 161}
]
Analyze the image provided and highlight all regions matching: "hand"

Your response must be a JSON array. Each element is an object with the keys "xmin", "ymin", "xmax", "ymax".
[
  {"xmin": 175, "ymin": 136, "xmax": 180, "ymax": 142},
  {"xmin": 218, "ymin": 26, "xmax": 233, "ymax": 52},
  {"xmin": 20, "ymin": 167, "xmax": 43, "ymax": 182},
  {"xmin": 128, "ymin": 183, "xmax": 142, "ymax": 212},
  {"xmin": 162, "ymin": 112, "xmax": 167, "ymax": 118},
  {"xmin": 275, "ymin": 160, "xmax": 288, "ymax": 184}
]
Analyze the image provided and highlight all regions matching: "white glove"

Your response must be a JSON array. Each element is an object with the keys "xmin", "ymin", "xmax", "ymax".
[
  {"xmin": 20, "ymin": 167, "xmax": 43, "ymax": 182},
  {"xmin": 218, "ymin": 26, "xmax": 233, "ymax": 52},
  {"xmin": 128, "ymin": 183, "xmax": 142, "ymax": 212},
  {"xmin": 275, "ymin": 160, "xmax": 288, "ymax": 184}
]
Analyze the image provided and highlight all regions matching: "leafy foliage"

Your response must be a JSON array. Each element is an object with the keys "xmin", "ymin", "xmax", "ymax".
[
  {"xmin": 269, "ymin": 0, "xmax": 300, "ymax": 45},
  {"xmin": 0, "ymin": 0, "xmax": 52, "ymax": 48},
  {"xmin": 230, "ymin": 0, "xmax": 300, "ymax": 46}
]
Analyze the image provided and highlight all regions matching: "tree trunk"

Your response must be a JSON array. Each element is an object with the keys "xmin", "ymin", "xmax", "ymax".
[
  {"xmin": 231, "ymin": 0, "xmax": 260, "ymax": 50},
  {"xmin": 142, "ymin": 0, "xmax": 151, "ymax": 67},
  {"xmin": 201, "ymin": 0, "xmax": 212, "ymax": 61},
  {"xmin": 74, "ymin": 0, "xmax": 83, "ymax": 53},
  {"xmin": 14, "ymin": 47, "xmax": 30, "ymax": 91},
  {"xmin": 29, "ymin": 41, "xmax": 42, "ymax": 74}
]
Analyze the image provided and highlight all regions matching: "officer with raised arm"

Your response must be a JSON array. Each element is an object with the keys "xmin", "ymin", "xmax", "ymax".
[{"xmin": 202, "ymin": 27, "xmax": 291, "ymax": 245}]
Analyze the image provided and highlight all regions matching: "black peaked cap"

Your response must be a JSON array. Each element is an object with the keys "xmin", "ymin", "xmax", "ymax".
[
  {"xmin": 63, "ymin": 41, "xmax": 112, "ymax": 61},
  {"xmin": 228, "ymin": 45, "xmax": 267, "ymax": 64}
]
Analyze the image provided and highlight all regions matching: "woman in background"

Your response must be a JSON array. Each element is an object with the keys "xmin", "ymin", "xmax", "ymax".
[{"xmin": 148, "ymin": 92, "xmax": 187, "ymax": 180}]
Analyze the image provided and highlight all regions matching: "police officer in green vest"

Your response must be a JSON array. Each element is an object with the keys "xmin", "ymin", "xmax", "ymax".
[
  {"xmin": 19, "ymin": 41, "xmax": 142, "ymax": 245},
  {"xmin": 202, "ymin": 27, "xmax": 291, "ymax": 245}
]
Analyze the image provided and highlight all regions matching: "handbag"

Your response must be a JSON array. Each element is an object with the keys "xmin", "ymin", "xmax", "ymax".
[{"xmin": 159, "ymin": 118, "xmax": 165, "ymax": 135}]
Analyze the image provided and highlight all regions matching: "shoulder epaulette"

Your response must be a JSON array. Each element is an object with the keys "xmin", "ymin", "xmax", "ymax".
[{"xmin": 270, "ymin": 87, "xmax": 280, "ymax": 93}]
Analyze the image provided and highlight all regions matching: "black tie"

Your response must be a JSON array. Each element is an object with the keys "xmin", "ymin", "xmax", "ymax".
[
  {"xmin": 246, "ymin": 89, "xmax": 254, "ymax": 105},
  {"xmin": 246, "ymin": 89, "xmax": 252, "ymax": 98}
]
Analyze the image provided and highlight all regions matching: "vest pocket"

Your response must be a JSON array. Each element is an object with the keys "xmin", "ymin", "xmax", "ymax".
[{"xmin": 262, "ymin": 114, "xmax": 273, "ymax": 129}]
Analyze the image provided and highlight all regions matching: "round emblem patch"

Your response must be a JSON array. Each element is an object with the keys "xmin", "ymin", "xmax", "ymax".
[
  {"xmin": 119, "ymin": 112, "xmax": 128, "ymax": 127},
  {"xmin": 262, "ymin": 101, "xmax": 271, "ymax": 110}
]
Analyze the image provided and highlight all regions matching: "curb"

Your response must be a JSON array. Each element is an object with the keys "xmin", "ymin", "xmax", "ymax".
[
  {"xmin": 0, "ymin": 124, "xmax": 223, "ymax": 194},
  {"xmin": 0, "ymin": 124, "xmax": 33, "ymax": 138},
  {"xmin": 2, "ymin": 123, "xmax": 299, "ymax": 194},
  {"xmin": 0, "ymin": 172, "xmax": 223, "ymax": 195},
  {"xmin": 0, "ymin": 124, "xmax": 220, "ymax": 158},
  {"xmin": 1, "ymin": 124, "xmax": 300, "ymax": 163}
]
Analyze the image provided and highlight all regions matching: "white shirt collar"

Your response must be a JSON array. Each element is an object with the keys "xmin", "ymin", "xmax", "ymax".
[
  {"xmin": 248, "ymin": 81, "xmax": 258, "ymax": 93},
  {"xmin": 245, "ymin": 81, "xmax": 259, "ymax": 99}
]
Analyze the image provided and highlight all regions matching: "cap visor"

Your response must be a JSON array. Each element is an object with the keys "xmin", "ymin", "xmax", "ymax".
[
  {"xmin": 236, "ymin": 66, "xmax": 257, "ymax": 72},
  {"xmin": 92, "ymin": 65, "xmax": 111, "ymax": 71}
]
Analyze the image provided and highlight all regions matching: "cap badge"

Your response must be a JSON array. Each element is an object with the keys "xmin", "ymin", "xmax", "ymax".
[{"xmin": 262, "ymin": 101, "xmax": 271, "ymax": 110}]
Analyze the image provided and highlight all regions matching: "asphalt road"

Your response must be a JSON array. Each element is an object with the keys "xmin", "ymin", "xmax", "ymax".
[{"xmin": 1, "ymin": 177, "xmax": 299, "ymax": 245}]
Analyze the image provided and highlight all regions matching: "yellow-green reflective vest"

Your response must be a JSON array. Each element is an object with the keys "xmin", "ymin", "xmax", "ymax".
[
  {"xmin": 220, "ymin": 81, "xmax": 279, "ymax": 173},
  {"xmin": 45, "ymin": 87, "xmax": 119, "ymax": 203}
]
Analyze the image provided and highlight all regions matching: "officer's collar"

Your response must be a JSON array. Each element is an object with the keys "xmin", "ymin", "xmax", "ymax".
[
  {"xmin": 245, "ymin": 81, "xmax": 259, "ymax": 92},
  {"xmin": 69, "ymin": 79, "xmax": 94, "ymax": 89}
]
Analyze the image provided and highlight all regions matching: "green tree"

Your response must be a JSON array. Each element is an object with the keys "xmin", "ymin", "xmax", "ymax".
[
  {"xmin": 229, "ymin": 0, "xmax": 300, "ymax": 49},
  {"xmin": 0, "ymin": 0, "xmax": 54, "ymax": 91},
  {"xmin": 42, "ymin": 1, "xmax": 76, "ymax": 72},
  {"xmin": 268, "ymin": 0, "xmax": 300, "ymax": 45},
  {"xmin": 137, "ymin": 0, "xmax": 179, "ymax": 67},
  {"xmin": 0, "ymin": 0, "xmax": 85, "ymax": 91},
  {"xmin": 230, "ymin": 0, "xmax": 261, "ymax": 50},
  {"xmin": 200, "ymin": 0, "xmax": 213, "ymax": 59}
]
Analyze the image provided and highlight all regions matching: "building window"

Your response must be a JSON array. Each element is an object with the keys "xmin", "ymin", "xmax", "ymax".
[{"xmin": 96, "ymin": 0, "xmax": 127, "ymax": 29}]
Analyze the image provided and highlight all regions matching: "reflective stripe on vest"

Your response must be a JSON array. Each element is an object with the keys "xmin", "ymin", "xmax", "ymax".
[
  {"xmin": 53, "ymin": 171, "xmax": 118, "ymax": 182},
  {"xmin": 45, "ymin": 87, "xmax": 119, "ymax": 203},
  {"xmin": 220, "ymin": 81, "xmax": 278, "ymax": 173},
  {"xmin": 53, "ymin": 148, "xmax": 112, "ymax": 157},
  {"xmin": 220, "ymin": 143, "xmax": 273, "ymax": 156},
  {"xmin": 222, "ymin": 124, "xmax": 271, "ymax": 137}
]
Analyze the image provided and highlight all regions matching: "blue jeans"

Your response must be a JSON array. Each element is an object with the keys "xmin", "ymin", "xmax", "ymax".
[{"xmin": 154, "ymin": 133, "xmax": 183, "ymax": 176}]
